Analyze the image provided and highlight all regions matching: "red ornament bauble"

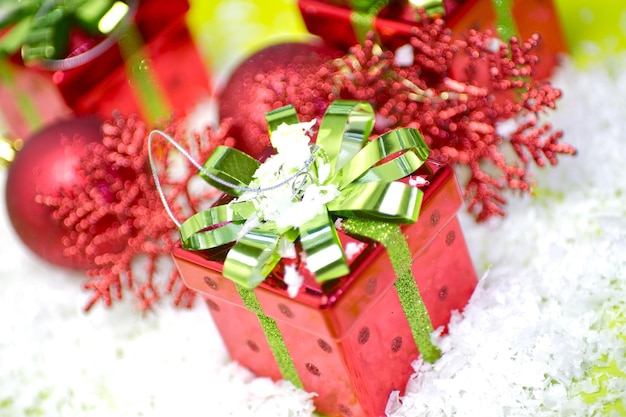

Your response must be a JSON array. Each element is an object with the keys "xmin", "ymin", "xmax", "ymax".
[
  {"xmin": 218, "ymin": 42, "xmax": 340, "ymax": 159},
  {"xmin": 5, "ymin": 116, "xmax": 103, "ymax": 269}
]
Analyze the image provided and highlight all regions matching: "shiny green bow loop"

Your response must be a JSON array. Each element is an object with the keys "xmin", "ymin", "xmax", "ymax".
[
  {"xmin": 327, "ymin": 180, "xmax": 424, "ymax": 222},
  {"xmin": 197, "ymin": 145, "xmax": 261, "ymax": 197},
  {"xmin": 299, "ymin": 210, "xmax": 350, "ymax": 282},
  {"xmin": 331, "ymin": 127, "xmax": 430, "ymax": 189},
  {"xmin": 315, "ymin": 100, "xmax": 375, "ymax": 173},
  {"xmin": 179, "ymin": 100, "xmax": 430, "ymax": 288},
  {"xmin": 179, "ymin": 201, "xmax": 257, "ymax": 251}
]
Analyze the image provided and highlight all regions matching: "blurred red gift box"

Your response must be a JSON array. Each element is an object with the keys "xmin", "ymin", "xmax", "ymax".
[
  {"xmin": 298, "ymin": 0, "xmax": 567, "ymax": 79},
  {"xmin": 0, "ymin": 0, "xmax": 211, "ymax": 138}
]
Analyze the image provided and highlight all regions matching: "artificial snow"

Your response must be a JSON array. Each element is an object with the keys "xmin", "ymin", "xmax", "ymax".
[
  {"xmin": 283, "ymin": 264, "xmax": 304, "ymax": 298},
  {"xmin": 1, "ymin": 56, "xmax": 626, "ymax": 417}
]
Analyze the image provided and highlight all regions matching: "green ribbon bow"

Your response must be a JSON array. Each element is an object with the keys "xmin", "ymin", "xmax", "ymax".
[
  {"xmin": 179, "ymin": 100, "xmax": 431, "ymax": 289},
  {"xmin": 0, "ymin": 0, "xmax": 132, "ymax": 67}
]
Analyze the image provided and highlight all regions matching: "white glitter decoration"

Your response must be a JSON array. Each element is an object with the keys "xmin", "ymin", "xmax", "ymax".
[
  {"xmin": 394, "ymin": 44, "xmax": 414, "ymax": 67},
  {"xmin": 235, "ymin": 120, "xmax": 340, "ymax": 231},
  {"xmin": 408, "ymin": 175, "xmax": 428, "ymax": 187},
  {"xmin": 344, "ymin": 241, "xmax": 366, "ymax": 261}
]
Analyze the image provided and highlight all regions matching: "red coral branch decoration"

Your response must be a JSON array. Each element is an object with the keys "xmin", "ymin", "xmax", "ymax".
[
  {"xmin": 225, "ymin": 16, "xmax": 575, "ymax": 221},
  {"xmin": 40, "ymin": 114, "xmax": 236, "ymax": 311}
]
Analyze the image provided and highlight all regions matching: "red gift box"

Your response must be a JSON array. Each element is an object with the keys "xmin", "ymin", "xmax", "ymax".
[
  {"xmin": 56, "ymin": 0, "xmax": 210, "ymax": 121},
  {"xmin": 55, "ymin": 0, "xmax": 211, "ymax": 120},
  {"xmin": 298, "ymin": 0, "xmax": 567, "ymax": 79},
  {"xmin": 172, "ymin": 158, "xmax": 477, "ymax": 417},
  {"xmin": 1, "ymin": 0, "xmax": 210, "ymax": 123}
]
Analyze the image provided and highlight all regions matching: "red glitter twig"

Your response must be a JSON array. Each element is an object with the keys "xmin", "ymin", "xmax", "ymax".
[
  {"xmin": 227, "ymin": 16, "xmax": 575, "ymax": 221},
  {"xmin": 41, "ymin": 114, "xmax": 236, "ymax": 311}
]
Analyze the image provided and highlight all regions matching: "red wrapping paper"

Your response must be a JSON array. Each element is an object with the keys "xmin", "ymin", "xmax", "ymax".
[
  {"xmin": 172, "ymin": 160, "xmax": 477, "ymax": 417},
  {"xmin": 298, "ymin": 0, "xmax": 567, "ymax": 79}
]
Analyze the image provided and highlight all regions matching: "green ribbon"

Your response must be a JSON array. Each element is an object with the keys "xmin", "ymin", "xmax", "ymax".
[
  {"xmin": 116, "ymin": 21, "xmax": 171, "ymax": 125},
  {"xmin": 180, "ymin": 100, "xmax": 430, "ymax": 289},
  {"xmin": 343, "ymin": 218, "xmax": 440, "ymax": 363},
  {"xmin": 346, "ymin": 0, "xmax": 444, "ymax": 14},
  {"xmin": 490, "ymin": 0, "xmax": 519, "ymax": 40},
  {"xmin": 349, "ymin": 0, "xmax": 389, "ymax": 43},
  {"xmin": 237, "ymin": 285, "xmax": 304, "ymax": 389},
  {"xmin": 0, "ymin": 0, "xmax": 131, "ymax": 65}
]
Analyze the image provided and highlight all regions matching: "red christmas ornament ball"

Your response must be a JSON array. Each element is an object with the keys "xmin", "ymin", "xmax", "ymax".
[
  {"xmin": 5, "ymin": 116, "xmax": 103, "ymax": 269},
  {"xmin": 218, "ymin": 42, "xmax": 340, "ymax": 159}
]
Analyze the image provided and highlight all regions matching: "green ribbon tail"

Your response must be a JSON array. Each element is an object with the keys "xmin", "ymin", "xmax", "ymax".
[
  {"xmin": 491, "ymin": 0, "xmax": 519, "ymax": 40},
  {"xmin": 350, "ymin": 11, "xmax": 377, "ymax": 45},
  {"xmin": 223, "ymin": 223, "xmax": 284, "ymax": 288},
  {"xmin": 118, "ymin": 21, "xmax": 171, "ymax": 124},
  {"xmin": 0, "ymin": 16, "xmax": 32, "ymax": 56},
  {"xmin": 237, "ymin": 285, "xmax": 304, "ymax": 388},
  {"xmin": 343, "ymin": 218, "xmax": 441, "ymax": 363},
  {"xmin": 300, "ymin": 212, "xmax": 350, "ymax": 282},
  {"xmin": 0, "ymin": 1, "xmax": 37, "ymax": 30}
]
